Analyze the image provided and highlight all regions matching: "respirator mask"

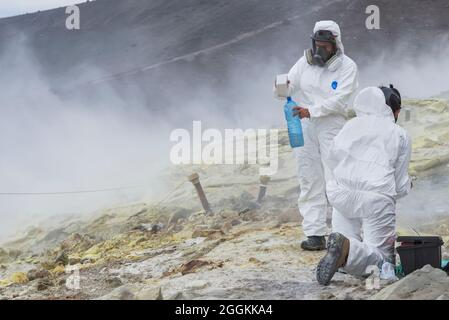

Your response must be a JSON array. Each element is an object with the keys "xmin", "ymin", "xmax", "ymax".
[
  {"xmin": 311, "ymin": 30, "xmax": 336, "ymax": 67},
  {"xmin": 312, "ymin": 47, "xmax": 333, "ymax": 66}
]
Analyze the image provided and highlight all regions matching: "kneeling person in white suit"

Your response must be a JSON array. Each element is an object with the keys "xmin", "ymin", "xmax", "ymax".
[{"xmin": 316, "ymin": 85, "xmax": 412, "ymax": 285}]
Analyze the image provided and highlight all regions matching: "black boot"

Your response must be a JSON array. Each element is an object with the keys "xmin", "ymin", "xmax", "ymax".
[
  {"xmin": 316, "ymin": 232, "xmax": 349, "ymax": 286},
  {"xmin": 300, "ymin": 236, "xmax": 326, "ymax": 251}
]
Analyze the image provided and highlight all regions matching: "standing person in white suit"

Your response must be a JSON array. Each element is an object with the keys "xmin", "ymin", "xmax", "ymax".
[
  {"xmin": 316, "ymin": 85, "xmax": 413, "ymax": 285},
  {"xmin": 275, "ymin": 20, "xmax": 359, "ymax": 250}
]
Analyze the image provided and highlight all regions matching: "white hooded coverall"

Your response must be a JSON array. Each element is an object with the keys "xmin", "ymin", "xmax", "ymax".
[
  {"xmin": 326, "ymin": 87, "xmax": 412, "ymax": 276},
  {"xmin": 277, "ymin": 21, "xmax": 359, "ymax": 236}
]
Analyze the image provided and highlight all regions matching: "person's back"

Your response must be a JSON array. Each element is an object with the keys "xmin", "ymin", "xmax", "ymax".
[
  {"xmin": 316, "ymin": 86, "xmax": 413, "ymax": 286},
  {"xmin": 326, "ymin": 87, "xmax": 411, "ymax": 218}
]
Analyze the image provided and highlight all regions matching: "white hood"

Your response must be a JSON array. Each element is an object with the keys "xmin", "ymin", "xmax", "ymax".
[
  {"xmin": 353, "ymin": 87, "xmax": 395, "ymax": 121},
  {"xmin": 313, "ymin": 20, "xmax": 344, "ymax": 54}
]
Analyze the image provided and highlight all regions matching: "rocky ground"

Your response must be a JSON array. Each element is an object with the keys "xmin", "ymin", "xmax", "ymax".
[{"xmin": 0, "ymin": 99, "xmax": 449, "ymax": 300}]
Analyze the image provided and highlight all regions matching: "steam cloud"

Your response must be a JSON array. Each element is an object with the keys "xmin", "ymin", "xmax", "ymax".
[{"xmin": 0, "ymin": 24, "xmax": 448, "ymax": 241}]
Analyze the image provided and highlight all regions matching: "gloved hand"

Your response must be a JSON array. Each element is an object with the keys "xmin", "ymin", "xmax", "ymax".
[{"xmin": 293, "ymin": 106, "xmax": 311, "ymax": 119}]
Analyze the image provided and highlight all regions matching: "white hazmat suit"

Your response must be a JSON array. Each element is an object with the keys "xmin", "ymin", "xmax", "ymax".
[
  {"xmin": 276, "ymin": 21, "xmax": 359, "ymax": 237},
  {"xmin": 326, "ymin": 86, "xmax": 412, "ymax": 276}
]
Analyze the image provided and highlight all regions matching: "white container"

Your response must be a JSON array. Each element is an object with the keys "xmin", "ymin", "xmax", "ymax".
[{"xmin": 275, "ymin": 74, "xmax": 289, "ymax": 98}]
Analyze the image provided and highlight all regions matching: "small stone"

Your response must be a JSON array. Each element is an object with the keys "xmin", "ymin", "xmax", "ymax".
[
  {"xmin": 8, "ymin": 249, "xmax": 22, "ymax": 260},
  {"xmin": 98, "ymin": 285, "xmax": 137, "ymax": 300},
  {"xmin": 180, "ymin": 260, "xmax": 212, "ymax": 275},
  {"xmin": 0, "ymin": 248, "xmax": 9, "ymax": 264},
  {"xmin": 133, "ymin": 224, "xmax": 146, "ymax": 232},
  {"xmin": 230, "ymin": 219, "xmax": 241, "ymax": 226},
  {"xmin": 255, "ymin": 238, "xmax": 269, "ymax": 244},
  {"xmin": 167, "ymin": 291, "xmax": 185, "ymax": 300},
  {"xmin": 210, "ymin": 221, "xmax": 222, "ymax": 230},
  {"xmin": 151, "ymin": 223, "xmax": 165, "ymax": 234},
  {"xmin": 107, "ymin": 277, "xmax": 123, "ymax": 288},
  {"xmin": 192, "ymin": 226, "xmax": 223, "ymax": 238},
  {"xmin": 55, "ymin": 252, "xmax": 69, "ymax": 266},
  {"xmin": 238, "ymin": 209, "xmax": 259, "ymax": 222},
  {"xmin": 80, "ymin": 257, "xmax": 95, "ymax": 265},
  {"xmin": 278, "ymin": 209, "xmax": 301, "ymax": 224},
  {"xmin": 69, "ymin": 257, "xmax": 81, "ymax": 265},
  {"xmin": 136, "ymin": 287, "xmax": 163, "ymax": 300},
  {"xmin": 27, "ymin": 269, "xmax": 51, "ymax": 281},
  {"xmin": 133, "ymin": 223, "xmax": 164, "ymax": 233},
  {"xmin": 343, "ymin": 293, "xmax": 353, "ymax": 300},
  {"xmin": 371, "ymin": 265, "xmax": 449, "ymax": 300},
  {"xmin": 168, "ymin": 209, "xmax": 191, "ymax": 226},
  {"xmin": 220, "ymin": 221, "xmax": 233, "ymax": 233},
  {"xmin": 37, "ymin": 278, "xmax": 53, "ymax": 291},
  {"xmin": 248, "ymin": 257, "xmax": 263, "ymax": 264},
  {"xmin": 219, "ymin": 210, "xmax": 238, "ymax": 220},
  {"xmin": 320, "ymin": 292, "xmax": 336, "ymax": 300},
  {"xmin": 185, "ymin": 280, "xmax": 209, "ymax": 290}
]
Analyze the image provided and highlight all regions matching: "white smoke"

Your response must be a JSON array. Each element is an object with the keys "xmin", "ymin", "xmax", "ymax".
[
  {"xmin": 1, "ymin": 13, "xmax": 449, "ymax": 242},
  {"xmin": 359, "ymin": 34, "xmax": 449, "ymax": 98},
  {"xmin": 0, "ymin": 36, "xmax": 173, "ymax": 241}
]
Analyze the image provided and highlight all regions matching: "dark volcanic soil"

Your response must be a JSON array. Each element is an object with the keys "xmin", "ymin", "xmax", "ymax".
[{"xmin": 0, "ymin": 0, "xmax": 448, "ymax": 108}]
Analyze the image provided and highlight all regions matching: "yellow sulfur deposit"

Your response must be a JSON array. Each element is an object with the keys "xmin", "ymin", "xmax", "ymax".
[
  {"xmin": 52, "ymin": 265, "xmax": 66, "ymax": 275},
  {"xmin": 0, "ymin": 273, "xmax": 26, "ymax": 288}
]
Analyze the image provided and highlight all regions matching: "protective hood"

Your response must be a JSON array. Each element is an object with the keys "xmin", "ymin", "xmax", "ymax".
[
  {"xmin": 353, "ymin": 87, "xmax": 395, "ymax": 121},
  {"xmin": 313, "ymin": 20, "xmax": 344, "ymax": 54},
  {"xmin": 305, "ymin": 20, "xmax": 345, "ymax": 71}
]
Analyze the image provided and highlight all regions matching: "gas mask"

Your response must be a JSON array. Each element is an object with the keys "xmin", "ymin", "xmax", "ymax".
[
  {"xmin": 312, "ymin": 46, "xmax": 332, "ymax": 67},
  {"xmin": 310, "ymin": 30, "xmax": 336, "ymax": 67}
]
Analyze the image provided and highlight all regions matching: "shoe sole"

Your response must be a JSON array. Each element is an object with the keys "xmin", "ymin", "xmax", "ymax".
[{"xmin": 316, "ymin": 233, "xmax": 345, "ymax": 285}]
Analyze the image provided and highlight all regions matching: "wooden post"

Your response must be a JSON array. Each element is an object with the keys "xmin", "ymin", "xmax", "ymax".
[{"xmin": 188, "ymin": 172, "xmax": 212, "ymax": 214}]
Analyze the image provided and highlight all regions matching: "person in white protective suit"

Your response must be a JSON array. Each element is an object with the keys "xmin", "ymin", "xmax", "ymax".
[
  {"xmin": 316, "ymin": 85, "xmax": 413, "ymax": 286},
  {"xmin": 274, "ymin": 21, "xmax": 359, "ymax": 250}
]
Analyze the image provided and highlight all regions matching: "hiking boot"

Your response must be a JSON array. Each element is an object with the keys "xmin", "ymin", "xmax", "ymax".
[
  {"xmin": 316, "ymin": 232, "xmax": 350, "ymax": 286},
  {"xmin": 300, "ymin": 236, "xmax": 326, "ymax": 251}
]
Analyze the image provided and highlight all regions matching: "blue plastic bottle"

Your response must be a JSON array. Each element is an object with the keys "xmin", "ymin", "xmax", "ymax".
[{"xmin": 284, "ymin": 97, "xmax": 304, "ymax": 148}]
